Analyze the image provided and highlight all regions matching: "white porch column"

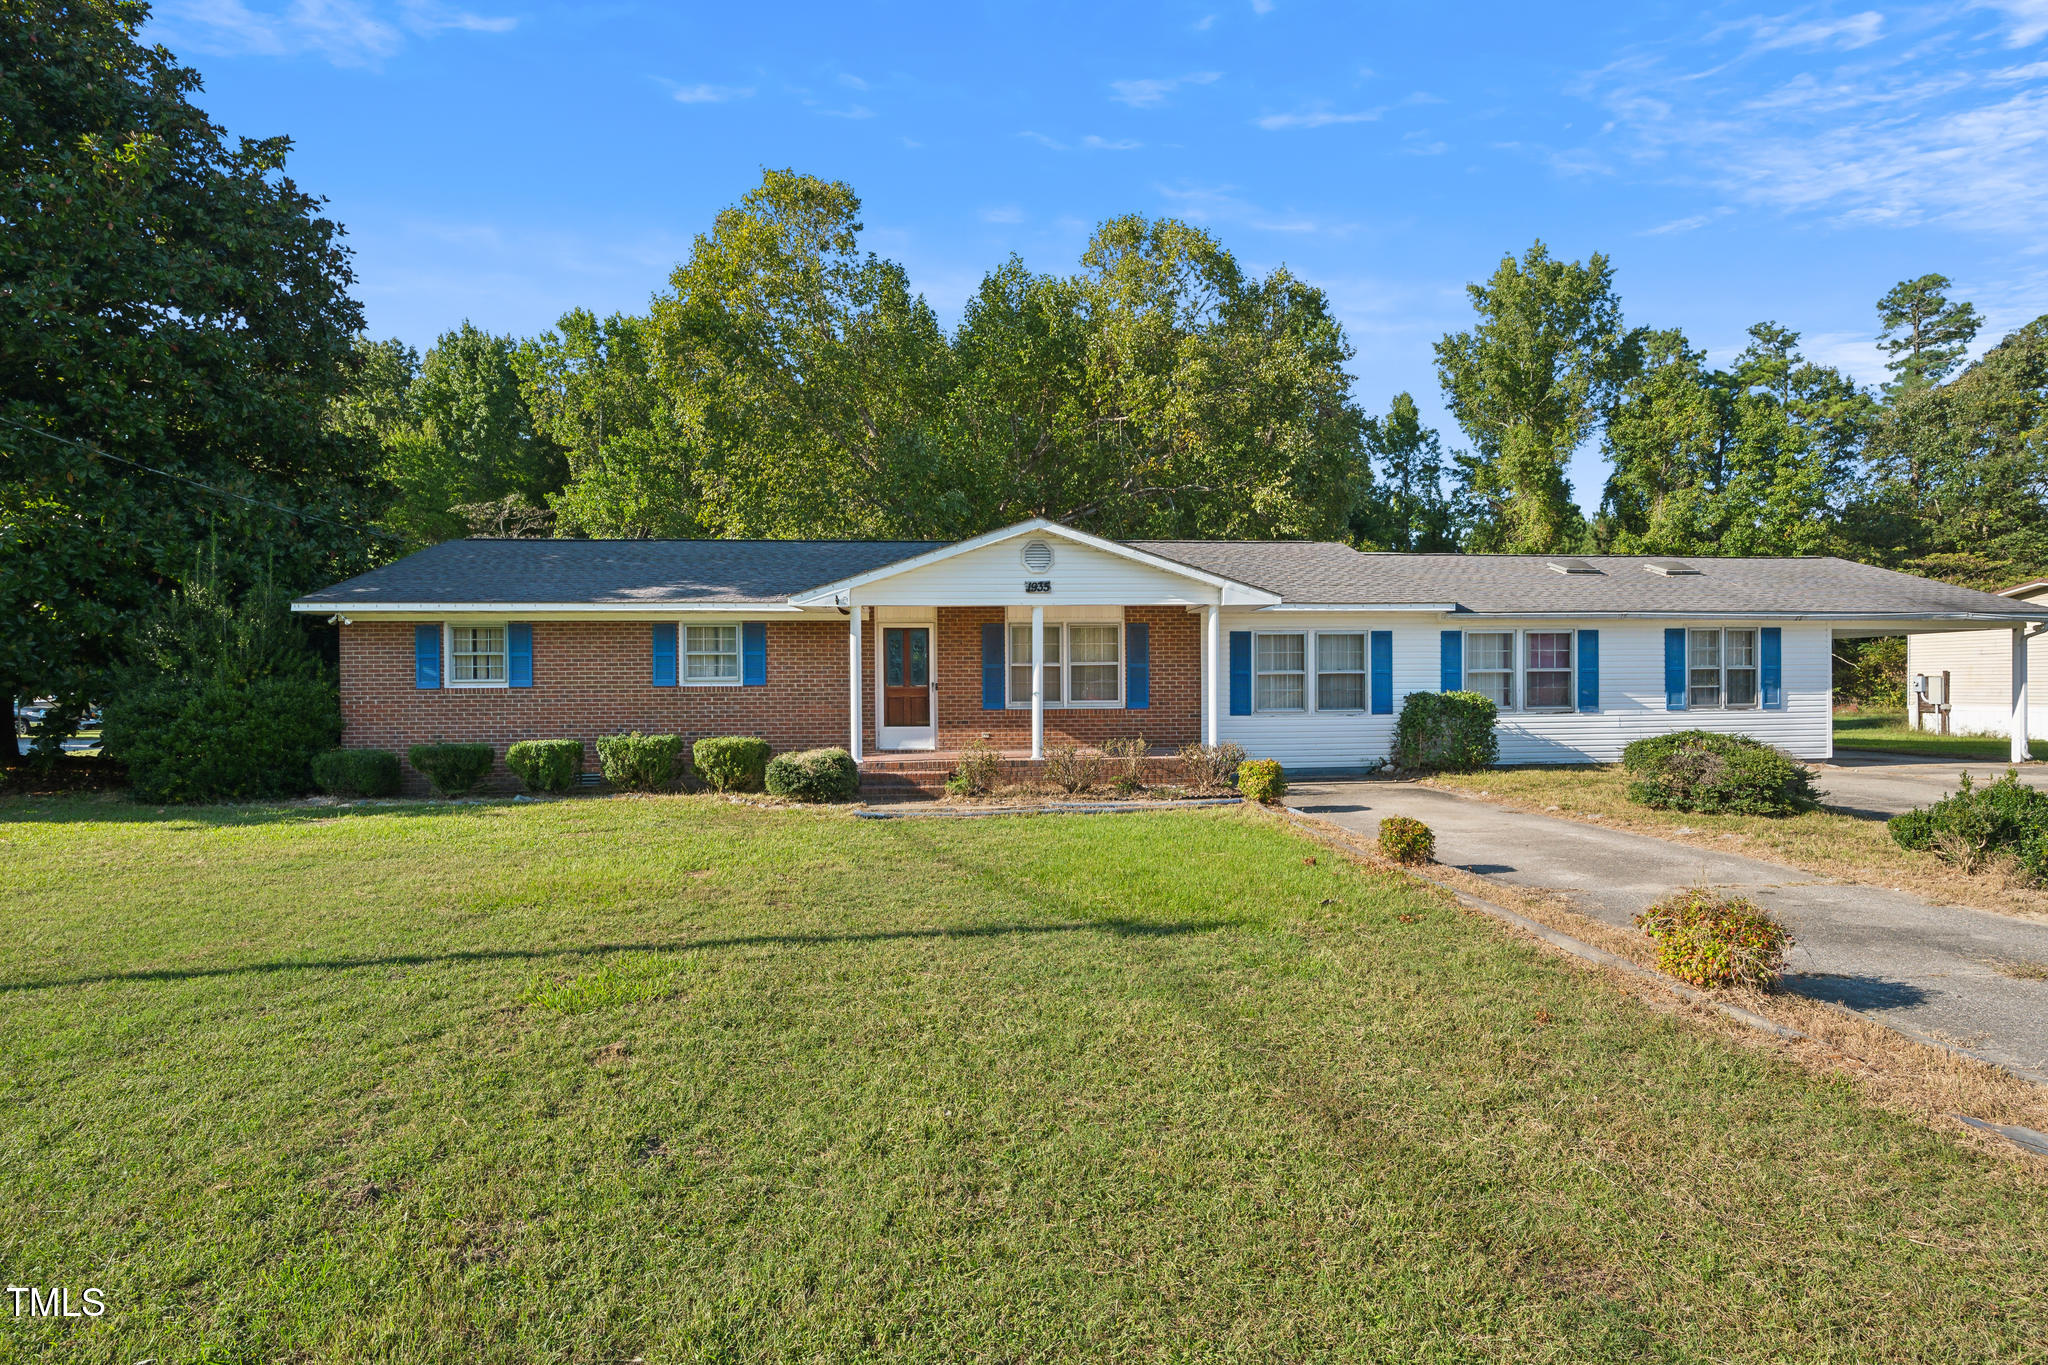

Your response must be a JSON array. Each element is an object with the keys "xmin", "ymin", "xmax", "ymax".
[
  {"xmin": 1202, "ymin": 604, "xmax": 1221, "ymax": 745},
  {"xmin": 1030, "ymin": 606, "xmax": 1045, "ymax": 760},
  {"xmin": 847, "ymin": 606, "xmax": 863, "ymax": 763},
  {"xmin": 2012, "ymin": 626, "xmax": 2030, "ymax": 763}
]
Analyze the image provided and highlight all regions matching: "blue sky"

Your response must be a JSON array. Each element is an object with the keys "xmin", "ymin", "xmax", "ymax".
[{"xmin": 148, "ymin": 0, "xmax": 2048, "ymax": 510}]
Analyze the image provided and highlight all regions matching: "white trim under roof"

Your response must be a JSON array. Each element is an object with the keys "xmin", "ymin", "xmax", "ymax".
[
  {"xmin": 786, "ymin": 517, "xmax": 1282, "ymax": 608},
  {"xmin": 289, "ymin": 600, "xmax": 807, "ymax": 615}
]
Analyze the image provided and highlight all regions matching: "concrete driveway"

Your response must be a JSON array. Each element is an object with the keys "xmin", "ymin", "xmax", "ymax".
[
  {"xmin": 1813, "ymin": 753, "xmax": 2048, "ymax": 819},
  {"xmin": 1286, "ymin": 778, "xmax": 2048, "ymax": 1083}
]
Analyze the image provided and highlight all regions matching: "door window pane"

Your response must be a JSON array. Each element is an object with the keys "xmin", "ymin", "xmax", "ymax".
[
  {"xmin": 1317, "ymin": 633, "xmax": 1367, "ymax": 711},
  {"xmin": 907, "ymin": 629, "xmax": 929, "ymax": 687},
  {"xmin": 1525, "ymin": 632, "xmax": 1573, "ymax": 709},
  {"xmin": 885, "ymin": 630, "xmax": 904, "ymax": 687}
]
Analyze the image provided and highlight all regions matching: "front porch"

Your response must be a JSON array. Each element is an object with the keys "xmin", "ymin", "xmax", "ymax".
[{"xmin": 859, "ymin": 747, "xmax": 1194, "ymax": 797}]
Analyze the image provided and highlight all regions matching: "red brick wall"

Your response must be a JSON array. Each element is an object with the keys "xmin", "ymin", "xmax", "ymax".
[
  {"xmin": 930, "ymin": 606, "xmax": 1200, "ymax": 750},
  {"xmin": 340, "ymin": 620, "xmax": 856, "ymax": 794}
]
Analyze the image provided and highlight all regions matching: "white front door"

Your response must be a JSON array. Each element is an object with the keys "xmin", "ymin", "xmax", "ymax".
[{"xmin": 876, "ymin": 625, "xmax": 937, "ymax": 751}]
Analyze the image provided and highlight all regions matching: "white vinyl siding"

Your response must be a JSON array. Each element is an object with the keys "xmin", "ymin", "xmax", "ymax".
[{"xmin": 1906, "ymin": 608, "xmax": 2048, "ymax": 736}]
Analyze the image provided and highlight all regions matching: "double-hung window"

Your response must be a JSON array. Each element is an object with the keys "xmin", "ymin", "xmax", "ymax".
[
  {"xmin": 1689, "ymin": 628, "xmax": 1758, "ymax": 709},
  {"xmin": 447, "ymin": 625, "xmax": 506, "ymax": 685},
  {"xmin": 1068, "ymin": 625, "xmax": 1120, "ymax": 702},
  {"xmin": 1524, "ymin": 632, "xmax": 1574, "ymax": 710},
  {"xmin": 1316, "ymin": 633, "xmax": 1368, "ymax": 711},
  {"xmin": 1008, "ymin": 622, "xmax": 1121, "ymax": 706},
  {"xmin": 686, "ymin": 625, "xmax": 740, "ymax": 682},
  {"xmin": 1465, "ymin": 632, "xmax": 1514, "ymax": 709},
  {"xmin": 1254, "ymin": 633, "xmax": 1307, "ymax": 712}
]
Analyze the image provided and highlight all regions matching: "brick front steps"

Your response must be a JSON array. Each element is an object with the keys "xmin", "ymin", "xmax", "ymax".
[{"xmin": 859, "ymin": 752, "xmax": 1190, "ymax": 797}]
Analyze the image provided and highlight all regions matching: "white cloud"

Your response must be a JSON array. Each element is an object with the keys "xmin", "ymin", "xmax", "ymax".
[
  {"xmin": 1737, "ymin": 10, "xmax": 1885, "ymax": 53},
  {"xmin": 672, "ymin": 83, "xmax": 754, "ymax": 104},
  {"xmin": 1255, "ymin": 105, "xmax": 1386, "ymax": 130},
  {"xmin": 1640, "ymin": 207, "xmax": 1734, "ymax": 235},
  {"xmin": 1251, "ymin": 0, "xmax": 1274, "ymax": 13},
  {"xmin": 820, "ymin": 104, "xmax": 875, "ymax": 119},
  {"xmin": 1193, "ymin": 13, "xmax": 1216, "ymax": 29},
  {"xmin": 1972, "ymin": 0, "xmax": 2048, "ymax": 46},
  {"xmin": 838, "ymin": 73, "xmax": 869, "ymax": 90},
  {"xmin": 1081, "ymin": 134, "xmax": 1142, "ymax": 150},
  {"xmin": 1109, "ymin": 71, "xmax": 1221, "ymax": 108},
  {"xmin": 1154, "ymin": 180, "xmax": 1356, "ymax": 235},
  {"xmin": 1018, "ymin": 130, "xmax": 1068, "ymax": 150},
  {"xmin": 979, "ymin": 206, "xmax": 1025, "ymax": 224},
  {"xmin": 151, "ymin": 0, "xmax": 510, "ymax": 65}
]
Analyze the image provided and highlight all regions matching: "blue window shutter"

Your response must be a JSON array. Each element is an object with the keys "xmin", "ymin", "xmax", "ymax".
[
  {"xmin": 981, "ymin": 623, "xmax": 1005, "ymax": 710},
  {"xmin": 742, "ymin": 622, "xmax": 767, "ymax": 686},
  {"xmin": 1761, "ymin": 627, "xmax": 1783, "ymax": 709},
  {"xmin": 1664, "ymin": 628, "xmax": 1687, "ymax": 710},
  {"xmin": 652, "ymin": 623, "xmax": 678, "ymax": 687},
  {"xmin": 1126, "ymin": 622, "xmax": 1150, "ymax": 710},
  {"xmin": 1576, "ymin": 629, "xmax": 1598, "ymax": 712},
  {"xmin": 414, "ymin": 625, "xmax": 440, "ymax": 689},
  {"xmin": 1440, "ymin": 630, "xmax": 1462, "ymax": 691},
  {"xmin": 507, "ymin": 623, "xmax": 533, "ymax": 688},
  {"xmin": 1228, "ymin": 631, "xmax": 1252, "ymax": 716},
  {"xmin": 1370, "ymin": 631, "xmax": 1393, "ymax": 715}
]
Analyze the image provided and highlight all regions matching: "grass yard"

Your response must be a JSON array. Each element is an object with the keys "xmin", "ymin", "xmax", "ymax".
[
  {"xmin": 2, "ymin": 797, "xmax": 2046, "ymax": 1362},
  {"xmin": 1835, "ymin": 711, "xmax": 2048, "ymax": 760}
]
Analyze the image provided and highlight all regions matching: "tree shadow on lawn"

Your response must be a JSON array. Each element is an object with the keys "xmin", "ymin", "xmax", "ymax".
[
  {"xmin": 0, "ymin": 793, "xmax": 554, "ymax": 830},
  {"xmin": 0, "ymin": 918, "xmax": 1223, "ymax": 996}
]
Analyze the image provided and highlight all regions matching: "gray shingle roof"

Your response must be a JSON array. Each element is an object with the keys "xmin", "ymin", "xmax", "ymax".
[
  {"xmin": 296, "ymin": 538, "xmax": 944, "ymax": 606},
  {"xmin": 1131, "ymin": 542, "xmax": 2048, "ymax": 619}
]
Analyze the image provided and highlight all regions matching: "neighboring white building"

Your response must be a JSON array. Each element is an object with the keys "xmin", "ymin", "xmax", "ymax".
[{"xmin": 1904, "ymin": 581, "xmax": 2048, "ymax": 740}]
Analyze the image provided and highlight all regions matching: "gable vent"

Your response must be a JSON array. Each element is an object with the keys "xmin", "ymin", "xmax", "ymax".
[
  {"xmin": 1546, "ymin": 558, "xmax": 1602, "ymax": 575},
  {"xmin": 1020, "ymin": 539, "xmax": 1055, "ymax": 572},
  {"xmin": 1643, "ymin": 559, "xmax": 1702, "ymax": 577}
]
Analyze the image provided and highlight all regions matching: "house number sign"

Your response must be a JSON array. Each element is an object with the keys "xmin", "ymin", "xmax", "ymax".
[{"xmin": 1024, "ymin": 580, "xmax": 1052, "ymax": 593}]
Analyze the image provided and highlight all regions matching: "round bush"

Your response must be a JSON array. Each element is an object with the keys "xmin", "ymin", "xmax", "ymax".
[
  {"xmin": 1377, "ymin": 815, "xmax": 1435, "ymax": 865},
  {"xmin": 1392, "ymin": 691, "xmax": 1499, "ymax": 772},
  {"xmin": 311, "ymin": 748, "xmax": 401, "ymax": 798},
  {"xmin": 407, "ymin": 743, "xmax": 495, "ymax": 797},
  {"xmin": 1621, "ymin": 730, "xmax": 1817, "ymax": 816},
  {"xmin": 506, "ymin": 739, "xmax": 584, "ymax": 793},
  {"xmin": 765, "ymin": 747, "xmax": 860, "ymax": 802},
  {"xmin": 1633, "ymin": 887, "xmax": 1792, "ymax": 990},
  {"xmin": 692, "ymin": 735, "xmax": 771, "ymax": 793},
  {"xmin": 102, "ymin": 673, "xmax": 342, "ymax": 803},
  {"xmin": 1889, "ymin": 769, "xmax": 2048, "ymax": 879},
  {"xmin": 1236, "ymin": 758, "xmax": 1286, "ymax": 804},
  {"xmin": 595, "ymin": 732, "xmax": 685, "ymax": 792}
]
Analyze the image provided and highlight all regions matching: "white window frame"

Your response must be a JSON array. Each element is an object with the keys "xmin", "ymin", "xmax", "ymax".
[
  {"xmin": 1464, "ymin": 630, "xmax": 1516, "ymax": 711},
  {"xmin": 1314, "ymin": 631, "xmax": 1370, "ymax": 714},
  {"xmin": 1006, "ymin": 621, "xmax": 1124, "ymax": 709},
  {"xmin": 1688, "ymin": 627, "xmax": 1761, "ymax": 711},
  {"xmin": 443, "ymin": 622, "xmax": 508, "ymax": 689},
  {"xmin": 1521, "ymin": 629, "xmax": 1576, "ymax": 713},
  {"xmin": 684, "ymin": 623, "xmax": 742, "ymax": 687},
  {"xmin": 1252, "ymin": 631, "xmax": 1309, "ymax": 714}
]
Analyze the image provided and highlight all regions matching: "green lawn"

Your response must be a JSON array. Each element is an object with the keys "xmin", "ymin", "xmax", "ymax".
[
  {"xmin": 1835, "ymin": 710, "xmax": 2047, "ymax": 760},
  {"xmin": 2, "ymin": 796, "xmax": 2045, "ymax": 1362}
]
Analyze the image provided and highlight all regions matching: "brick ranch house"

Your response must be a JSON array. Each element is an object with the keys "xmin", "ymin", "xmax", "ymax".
[{"xmin": 293, "ymin": 518, "xmax": 2045, "ymax": 795}]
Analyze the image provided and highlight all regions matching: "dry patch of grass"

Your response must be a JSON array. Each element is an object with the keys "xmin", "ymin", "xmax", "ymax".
[
  {"xmin": 1421, "ymin": 764, "xmax": 2048, "ymax": 924},
  {"xmin": 1986, "ymin": 956, "xmax": 2048, "ymax": 982}
]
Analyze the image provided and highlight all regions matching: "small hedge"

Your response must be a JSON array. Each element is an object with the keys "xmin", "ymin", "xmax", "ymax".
[
  {"xmin": 1621, "ymin": 730, "xmax": 1817, "ymax": 816},
  {"xmin": 1177, "ymin": 742, "xmax": 1247, "ymax": 794},
  {"xmin": 596, "ymin": 732, "xmax": 685, "ymax": 792},
  {"xmin": 1889, "ymin": 769, "xmax": 2048, "ymax": 879},
  {"xmin": 1236, "ymin": 758, "xmax": 1285, "ymax": 803},
  {"xmin": 693, "ymin": 735, "xmax": 770, "ymax": 793},
  {"xmin": 102, "ymin": 673, "xmax": 343, "ymax": 804},
  {"xmin": 506, "ymin": 739, "xmax": 584, "ymax": 793},
  {"xmin": 407, "ymin": 742, "xmax": 495, "ymax": 797},
  {"xmin": 765, "ymin": 747, "xmax": 860, "ymax": 802},
  {"xmin": 311, "ymin": 748, "xmax": 401, "ymax": 798},
  {"xmin": 1633, "ymin": 887, "xmax": 1792, "ymax": 990},
  {"xmin": 946, "ymin": 739, "xmax": 1002, "ymax": 796},
  {"xmin": 1392, "ymin": 691, "xmax": 1498, "ymax": 772},
  {"xmin": 1378, "ymin": 815, "xmax": 1434, "ymax": 865}
]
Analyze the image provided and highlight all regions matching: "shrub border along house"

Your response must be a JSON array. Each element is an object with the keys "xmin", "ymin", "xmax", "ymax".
[
  {"xmin": 407, "ymin": 743, "xmax": 495, "ymax": 798},
  {"xmin": 312, "ymin": 748, "xmax": 401, "ymax": 799},
  {"xmin": 693, "ymin": 736, "xmax": 771, "ymax": 793},
  {"xmin": 506, "ymin": 739, "xmax": 584, "ymax": 794},
  {"xmin": 596, "ymin": 733, "xmax": 686, "ymax": 792},
  {"xmin": 764, "ymin": 748, "xmax": 860, "ymax": 803}
]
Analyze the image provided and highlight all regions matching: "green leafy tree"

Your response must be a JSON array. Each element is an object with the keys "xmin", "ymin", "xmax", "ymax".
[
  {"xmin": 1877, "ymin": 273, "xmax": 1981, "ymax": 395},
  {"xmin": 1435, "ymin": 241, "xmax": 1637, "ymax": 552},
  {"xmin": 1, "ymin": 0, "xmax": 379, "ymax": 750},
  {"xmin": 1359, "ymin": 393, "xmax": 1454, "ymax": 550}
]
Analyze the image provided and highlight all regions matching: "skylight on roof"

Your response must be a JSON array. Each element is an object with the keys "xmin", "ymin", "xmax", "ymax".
[
  {"xmin": 1644, "ymin": 559, "xmax": 1702, "ymax": 576},
  {"xmin": 1546, "ymin": 558, "xmax": 1602, "ymax": 575}
]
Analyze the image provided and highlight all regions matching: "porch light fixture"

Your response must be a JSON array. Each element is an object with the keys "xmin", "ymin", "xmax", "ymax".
[{"xmin": 1020, "ymin": 539, "xmax": 1055, "ymax": 572}]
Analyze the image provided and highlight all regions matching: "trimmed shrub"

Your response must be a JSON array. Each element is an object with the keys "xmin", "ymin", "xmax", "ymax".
[
  {"xmin": 1236, "ymin": 758, "xmax": 1285, "ymax": 803},
  {"xmin": 1043, "ymin": 745, "xmax": 1102, "ymax": 795},
  {"xmin": 1889, "ymin": 769, "xmax": 2048, "ymax": 879},
  {"xmin": 765, "ymin": 747, "xmax": 860, "ymax": 802},
  {"xmin": 1103, "ymin": 736, "xmax": 1150, "ymax": 795},
  {"xmin": 506, "ymin": 739, "xmax": 584, "ymax": 793},
  {"xmin": 1392, "ymin": 690, "xmax": 1498, "ymax": 773},
  {"xmin": 946, "ymin": 738, "xmax": 1003, "ymax": 797},
  {"xmin": 407, "ymin": 743, "xmax": 495, "ymax": 797},
  {"xmin": 1622, "ymin": 730, "xmax": 1818, "ymax": 816},
  {"xmin": 692, "ymin": 735, "xmax": 770, "ymax": 793},
  {"xmin": 311, "ymin": 748, "xmax": 401, "ymax": 798},
  {"xmin": 1177, "ymin": 741, "xmax": 1248, "ymax": 794},
  {"xmin": 104, "ymin": 673, "xmax": 342, "ymax": 803},
  {"xmin": 1633, "ymin": 887, "xmax": 1793, "ymax": 990},
  {"xmin": 1378, "ymin": 815, "xmax": 1434, "ymax": 865},
  {"xmin": 596, "ymin": 732, "xmax": 685, "ymax": 792}
]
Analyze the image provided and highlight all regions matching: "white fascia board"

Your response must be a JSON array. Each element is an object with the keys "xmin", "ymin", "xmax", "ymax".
[
  {"xmin": 289, "ymin": 600, "xmax": 807, "ymax": 615},
  {"xmin": 787, "ymin": 516, "xmax": 1279, "ymax": 607},
  {"xmin": 1444, "ymin": 610, "xmax": 2047, "ymax": 624},
  {"xmin": 1250, "ymin": 602, "xmax": 1460, "ymax": 613}
]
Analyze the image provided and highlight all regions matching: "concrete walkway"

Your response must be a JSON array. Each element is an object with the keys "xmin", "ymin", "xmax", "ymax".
[
  {"xmin": 1286, "ymin": 779, "xmax": 2048, "ymax": 1082},
  {"xmin": 1813, "ymin": 752, "xmax": 2048, "ymax": 819}
]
